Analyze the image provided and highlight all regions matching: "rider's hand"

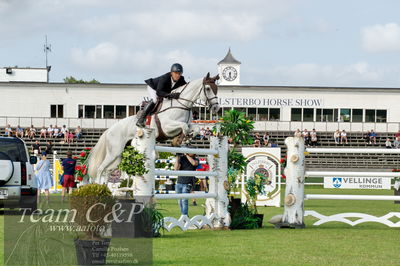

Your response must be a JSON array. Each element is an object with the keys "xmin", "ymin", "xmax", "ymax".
[{"xmin": 168, "ymin": 93, "xmax": 180, "ymax": 99}]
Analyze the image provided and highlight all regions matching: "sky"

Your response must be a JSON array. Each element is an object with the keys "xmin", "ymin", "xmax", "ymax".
[{"xmin": 2, "ymin": 0, "xmax": 400, "ymax": 87}]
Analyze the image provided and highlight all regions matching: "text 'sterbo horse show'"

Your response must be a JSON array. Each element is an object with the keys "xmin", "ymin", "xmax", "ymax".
[{"xmin": 87, "ymin": 73, "xmax": 220, "ymax": 184}]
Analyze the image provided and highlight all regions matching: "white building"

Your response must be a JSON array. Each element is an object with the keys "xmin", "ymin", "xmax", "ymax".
[
  {"xmin": 1, "ymin": 67, "xmax": 50, "ymax": 83},
  {"xmin": 1, "ymin": 50, "xmax": 399, "ymax": 132}
]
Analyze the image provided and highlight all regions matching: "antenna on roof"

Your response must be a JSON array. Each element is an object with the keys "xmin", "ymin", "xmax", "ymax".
[{"xmin": 44, "ymin": 35, "xmax": 52, "ymax": 82}]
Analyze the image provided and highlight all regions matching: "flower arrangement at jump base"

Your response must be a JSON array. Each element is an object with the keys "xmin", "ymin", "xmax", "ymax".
[
  {"xmin": 74, "ymin": 147, "xmax": 92, "ymax": 183},
  {"xmin": 280, "ymin": 156, "xmax": 287, "ymax": 180}
]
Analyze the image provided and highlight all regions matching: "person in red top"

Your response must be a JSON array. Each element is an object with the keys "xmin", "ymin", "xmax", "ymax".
[
  {"xmin": 395, "ymin": 130, "xmax": 400, "ymax": 141},
  {"xmin": 61, "ymin": 151, "xmax": 76, "ymax": 202},
  {"xmin": 191, "ymin": 160, "xmax": 210, "ymax": 206}
]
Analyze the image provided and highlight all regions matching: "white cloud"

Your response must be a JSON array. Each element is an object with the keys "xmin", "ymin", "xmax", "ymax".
[
  {"xmin": 70, "ymin": 43, "xmax": 217, "ymax": 82},
  {"xmin": 361, "ymin": 23, "xmax": 400, "ymax": 52},
  {"xmin": 248, "ymin": 61, "xmax": 400, "ymax": 87}
]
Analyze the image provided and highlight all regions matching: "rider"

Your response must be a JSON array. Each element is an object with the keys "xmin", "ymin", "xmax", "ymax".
[{"xmin": 136, "ymin": 63, "xmax": 187, "ymax": 127}]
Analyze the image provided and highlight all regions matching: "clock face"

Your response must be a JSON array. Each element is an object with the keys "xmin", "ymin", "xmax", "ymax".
[{"xmin": 222, "ymin": 66, "xmax": 237, "ymax": 81}]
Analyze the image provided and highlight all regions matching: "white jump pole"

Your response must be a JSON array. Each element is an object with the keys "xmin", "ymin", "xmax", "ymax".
[
  {"xmin": 305, "ymin": 194, "xmax": 400, "ymax": 201},
  {"xmin": 277, "ymin": 137, "xmax": 306, "ymax": 228},
  {"xmin": 155, "ymin": 146, "xmax": 218, "ymax": 155},
  {"xmin": 205, "ymin": 135, "xmax": 230, "ymax": 228}
]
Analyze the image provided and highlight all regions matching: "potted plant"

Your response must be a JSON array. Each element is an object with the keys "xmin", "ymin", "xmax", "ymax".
[
  {"xmin": 216, "ymin": 110, "xmax": 254, "ymax": 216},
  {"xmin": 244, "ymin": 172, "xmax": 267, "ymax": 228},
  {"xmin": 70, "ymin": 184, "xmax": 115, "ymax": 265}
]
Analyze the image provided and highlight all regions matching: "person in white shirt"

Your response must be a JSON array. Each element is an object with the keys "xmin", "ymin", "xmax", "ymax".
[
  {"xmin": 29, "ymin": 125, "xmax": 36, "ymax": 140},
  {"xmin": 310, "ymin": 129, "xmax": 318, "ymax": 146},
  {"xmin": 60, "ymin": 125, "xmax": 68, "ymax": 138},
  {"xmin": 199, "ymin": 128, "xmax": 205, "ymax": 140},
  {"xmin": 47, "ymin": 125, "xmax": 54, "ymax": 138},
  {"xmin": 334, "ymin": 130, "xmax": 340, "ymax": 144},
  {"xmin": 340, "ymin": 130, "xmax": 348, "ymax": 144},
  {"xmin": 5, "ymin": 124, "xmax": 12, "ymax": 137},
  {"xmin": 294, "ymin": 129, "xmax": 302, "ymax": 138},
  {"xmin": 40, "ymin": 126, "xmax": 47, "ymax": 138},
  {"xmin": 53, "ymin": 126, "xmax": 60, "ymax": 138},
  {"xmin": 385, "ymin": 138, "xmax": 392, "ymax": 149}
]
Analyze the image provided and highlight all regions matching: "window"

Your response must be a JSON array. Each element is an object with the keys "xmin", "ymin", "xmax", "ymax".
[
  {"xmin": 291, "ymin": 108, "xmax": 302, "ymax": 121},
  {"xmin": 269, "ymin": 108, "xmax": 280, "ymax": 121},
  {"xmin": 340, "ymin": 108, "xmax": 351, "ymax": 122},
  {"xmin": 258, "ymin": 108, "xmax": 268, "ymax": 121},
  {"xmin": 376, "ymin": 110, "xmax": 387, "ymax": 123},
  {"xmin": 248, "ymin": 108, "xmax": 257, "ymax": 120},
  {"xmin": 365, "ymin": 109, "xmax": 375, "ymax": 122},
  {"xmin": 116, "ymin": 105, "xmax": 127, "ymax": 119},
  {"xmin": 129, "ymin": 106, "xmax": 141, "ymax": 116},
  {"xmin": 78, "ymin": 105, "xmax": 83, "ymax": 118},
  {"xmin": 96, "ymin": 105, "xmax": 102, "ymax": 119},
  {"xmin": 104, "ymin": 105, "xmax": 115, "ymax": 119},
  {"xmin": 352, "ymin": 109, "xmax": 363, "ymax": 122},
  {"xmin": 84, "ymin": 105, "xmax": 95, "ymax": 118},
  {"xmin": 303, "ymin": 108, "xmax": 314, "ymax": 121},
  {"xmin": 50, "ymin": 104, "xmax": 64, "ymax": 118}
]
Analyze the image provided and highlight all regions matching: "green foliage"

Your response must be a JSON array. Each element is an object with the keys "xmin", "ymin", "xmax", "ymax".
[
  {"xmin": 155, "ymin": 152, "xmax": 174, "ymax": 169},
  {"xmin": 229, "ymin": 202, "xmax": 261, "ymax": 230},
  {"xmin": 217, "ymin": 109, "xmax": 255, "ymax": 147},
  {"xmin": 245, "ymin": 173, "xmax": 267, "ymax": 213},
  {"xmin": 142, "ymin": 204, "xmax": 165, "ymax": 237},
  {"xmin": 228, "ymin": 149, "xmax": 247, "ymax": 173},
  {"xmin": 118, "ymin": 146, "xmax": 149, "ymax": 177},
  {"xmin": 70, "ymin": 184, "xmax": 115, "ymax": 239},
  {"xmin": 63, "ymin": 76, "xmax": 100, "ymax": 84}
]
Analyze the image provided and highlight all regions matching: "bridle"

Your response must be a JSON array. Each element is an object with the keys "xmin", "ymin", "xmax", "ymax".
[{"xmin": 158, "ymin": 79, "xmax": 219, "ymax": 114}]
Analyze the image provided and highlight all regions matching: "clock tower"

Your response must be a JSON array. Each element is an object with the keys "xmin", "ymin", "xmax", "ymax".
[{"xmin": 218, "ymin": 48, "xmax": 241, "ymax": 85}]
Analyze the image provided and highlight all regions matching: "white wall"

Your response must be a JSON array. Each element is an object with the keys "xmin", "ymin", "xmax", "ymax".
[{"xmin": 0, "ymin": 68, "xmax": 48, "ymax": 82}]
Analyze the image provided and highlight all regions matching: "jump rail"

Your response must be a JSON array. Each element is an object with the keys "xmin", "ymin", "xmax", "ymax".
[
  {"xmin": 131, "ymin": 128, "xmax": 229, "ymax": 231},
  {"xmin": 276, "ymin": 138, "xmax": 400, "ymax": 228}
]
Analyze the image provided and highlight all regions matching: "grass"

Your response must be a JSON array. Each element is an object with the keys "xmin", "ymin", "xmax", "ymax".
[{"xmin": 1, "ymin": 187, "xmax": 400, "ymax": 265}]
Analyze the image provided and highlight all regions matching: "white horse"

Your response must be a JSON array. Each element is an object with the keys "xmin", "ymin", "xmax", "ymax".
[{"xmin": 87, "ymin": 73, "xmax": 220, "ymax": 184}]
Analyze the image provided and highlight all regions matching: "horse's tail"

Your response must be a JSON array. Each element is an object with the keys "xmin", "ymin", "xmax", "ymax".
[{"xmin": 87, "ymin": 131, "xmax": 107, "ymax": 179}]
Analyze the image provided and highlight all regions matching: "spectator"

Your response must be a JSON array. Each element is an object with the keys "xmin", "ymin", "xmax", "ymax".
[
  {"xmin": 40, "ymin": 126, "xmax": 47, "ymax": 139},
  {"xmin": 47, "ymin": 125, "xmax": 54, "ymax": 138},
  {"xmin": 61, "ymin": 151, "xmax": 77, "ymax": 202},
  {"xmin": 32, "ymin": 140, "xmax": 41, "ymax": 155},
  {"xmin": 60, "ymin": 125, "xmax": 68, "ymax": 138},
  {"xmin": 64, "ymin": 129, "xmax": 70, "ymax": 143},
  {"xmin": 385, "ymin": 138, "xmax": 392, "ymax": 149},
  {"xmin": 294, "ymin": 129, "xmax": 302, "ymax": 138},
  {"xmin": 24, "ymin": 128, "xmax": 30, "ymax": 138},
  {"xmin": 67, "ymin": 131, "xmax": 74, "ymax": 144},
  {"xmin": 395, "ymin": 130, "xmax": 400, "ymax": 143},
  {"xmin": 302, "ymin": 129, "xmax": 310, "ymax": 146},
  {"xmin": 174, "ymin": 150, "xmax": 199, "ymax": 216},
  {"xmin": 36, "ymin": 152, "xmax": 53, "ymax": 204},
  {"xmin": 253, "ymin": 132, "xmax": 261, "ymax": 147},
  {"xmin": 369, "ymin": 130, "xmax": 377, "ymax": 145},
  {"xmin": 394, "ymin": 138, "xmax": 400, "ymax": 149},
  {"xmin": 193, "ymin": 161, "xmax": 210, "ymax": 206},
  {"xmin": 270, "ymin": 140, "xmax": 278, "ymax": 147},
  {"xmin": 75, "ymin": 126, "xmax": 82, "ymax": 140},
  {"xmin": 15, "ymin": 125, "xmax": 24, "ymax": 138},
  {"xmin": 45, "ymin": 141, "xmax": 53, "ymax": 155},
  {"xmin": 341, "ymin": 130, "xmax": 348, "ymax": 144},
  {"xmin": 204, "ymin": 127, "xmax": 212, "ymax": 139},
  {"xmin": 29, "ymin": 125, "xmax": 36, "ymax": 140},
  {"xmin": 263, "ymin": 132, "xmax": 270, "ymax": 146},
  {"xmin": 5, "ymin": 124, "xmax": 13, "ymax": 137},
  {"xmin": 53, "ymin": 125, "xmax": 60, "ymax": 138},
  {"xmin": 310, "ymin": 129, "xmax": 318, "ymax": 146},
  {"xmin": 334, "ymin": 130, "xmax": 340, "ymax": 144},
  {"xmin": 199, "ymin": 127, "xmax": 205, "ymax": 140},
  {"xmin": 363, "ymin": 131, "xmax": 370, "ymax": 144}
]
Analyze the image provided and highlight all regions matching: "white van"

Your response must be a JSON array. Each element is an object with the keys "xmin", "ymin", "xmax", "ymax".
[{"xmin": 0, "ymin": 137, "xmax": 38, "ymax": 211}]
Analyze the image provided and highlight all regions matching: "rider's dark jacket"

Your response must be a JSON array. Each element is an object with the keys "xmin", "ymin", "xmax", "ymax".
[{"xmin": 145, "ymin": 72, "xmax": 187, "ymax": 98}]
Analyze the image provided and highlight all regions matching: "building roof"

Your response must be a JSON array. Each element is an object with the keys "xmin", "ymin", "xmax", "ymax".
[{"xmin": 218, "ymin": 48, "xmax": 241, "ymax": 65}]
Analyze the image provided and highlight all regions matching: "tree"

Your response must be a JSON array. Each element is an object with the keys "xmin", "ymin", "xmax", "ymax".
[{"xmin": 63, "ymin": 76, "xmax": 100, "ymax": 84}]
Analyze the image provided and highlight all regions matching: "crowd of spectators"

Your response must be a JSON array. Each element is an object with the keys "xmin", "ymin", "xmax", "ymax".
[
  {"xmin": 294, "ymin": 129, "xmax": 319, "ymax": 147},
  {"xmin": 252, "ymin": 132, "xmax": 278, "ymax": 147},
  {"xmin": 3, "ymin": 124, "xmax": 83, "ymax": 143}
]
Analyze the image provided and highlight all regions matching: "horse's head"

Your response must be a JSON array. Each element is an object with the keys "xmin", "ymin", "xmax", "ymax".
[{"xmin": 202, "ymin": 72, "xmax": 220, "ymax": 113}]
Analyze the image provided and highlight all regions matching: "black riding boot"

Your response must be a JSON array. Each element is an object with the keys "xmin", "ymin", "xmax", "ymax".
[{"xmin": 136, "ymin": 101, "xmax": 156, "ymax": 127}]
